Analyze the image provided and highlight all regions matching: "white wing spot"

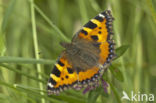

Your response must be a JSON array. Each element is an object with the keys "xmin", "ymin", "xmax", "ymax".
[
  {"xmin": 99, "ymin": 14, "xmax": 105, "ymax": 18},
  {"xmin": 48, "ymin": 83, "xmax": 54, "ymax": 88}
]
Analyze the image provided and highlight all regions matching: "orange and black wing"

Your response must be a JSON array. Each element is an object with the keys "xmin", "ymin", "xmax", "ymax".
[
  {"xmin": 47, "ymin": 52, "xmax": 100, "ymax": 95},
  {"xmin": 47, "ymin": 10, "xmax": 115, "ymax": 95},
  {"xmin": 73, "ymin": 10, "xmax": 115, "ymax": 65}
]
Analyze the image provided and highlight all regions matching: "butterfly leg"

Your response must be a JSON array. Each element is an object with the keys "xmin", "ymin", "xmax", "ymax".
[
  {"xmin": 82, "ymin": 80, "xmax": 100, "ymax": 94},
  {"xmin": 101, "ymin": 78, "xmax": 108, "ymax": 93}
]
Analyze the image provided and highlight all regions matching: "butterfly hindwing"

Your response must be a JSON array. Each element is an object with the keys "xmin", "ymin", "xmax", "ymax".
[
  {"xmin": 47, "ymin": 53, "xmax": 76, "ymax": 94},
  {"xmin": 47, "ymin": 53, "xmax": 101, "ymax": 94}
]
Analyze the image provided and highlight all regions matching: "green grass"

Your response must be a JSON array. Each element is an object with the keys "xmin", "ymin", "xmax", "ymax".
[{"xmin": 0, "ymin": 0, "xmax": 156, "ymax": 103}]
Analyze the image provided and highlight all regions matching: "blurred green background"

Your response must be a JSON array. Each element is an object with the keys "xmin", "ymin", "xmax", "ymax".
[{"xmin": 0, "ymin": 0, "xmax": 156, "ymax": 103}]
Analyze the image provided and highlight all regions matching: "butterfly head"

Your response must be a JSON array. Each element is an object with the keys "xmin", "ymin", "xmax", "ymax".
[{"xmin": 60, "ymin": 42, "xmax": 71, "ymax": 49}]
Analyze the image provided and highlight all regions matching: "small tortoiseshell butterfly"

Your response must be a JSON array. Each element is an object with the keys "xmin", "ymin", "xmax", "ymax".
[{"xmin": 47, "ymin": 10, "xmax": 115, "ymax": 95}]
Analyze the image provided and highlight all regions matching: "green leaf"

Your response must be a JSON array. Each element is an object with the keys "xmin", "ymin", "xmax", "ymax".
[
  {"xmin": 115, "ymin": 45, "xmax": 129, "ymax": 60},
  {"xmin": 87, "ymin": 91, "xmax": 100, "ymax": 103},
  {"xmin": 109, "ymin": 65, "xmax": 124, "ymax": 82},
  {"xmin": 107, "ymin": 80, "xmax": 122, "ymax": 103},
  {"xmin": 87, "ymin": 87, "xmax": 103, "ymax": 103}
]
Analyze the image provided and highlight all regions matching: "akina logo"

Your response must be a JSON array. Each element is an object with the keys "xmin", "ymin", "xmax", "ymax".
[{"xmin": 121, "ymin": 91, "xmax": 154, "ymax": 102}]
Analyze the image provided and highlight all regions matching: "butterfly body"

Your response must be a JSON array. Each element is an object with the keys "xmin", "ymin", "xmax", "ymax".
[
  {"xmin": 61, "ymin": 39, "xmax": 100, "ymax": 72},
  {"xmin": 47, "ymin": 10, "xmax": 115, "ymax": 95}
]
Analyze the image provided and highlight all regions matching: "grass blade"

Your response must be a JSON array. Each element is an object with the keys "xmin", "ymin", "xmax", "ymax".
[
  {"xmin": 0, "ymin": 56, "xmax": 55, "ymax": 64},
  {"xmin": 30, "ymin": 0, "xmax": 45, "ymax": 103},
  {"xmin": 0, "ymin": 64, "xmax": 46, "ymax": 83},
  {"xmin": 33, "ymin": 4, "xmax": 70, "ymax": 42}
]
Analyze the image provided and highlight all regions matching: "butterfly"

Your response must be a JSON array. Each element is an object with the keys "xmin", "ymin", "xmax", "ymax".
[{"xmin": 47, "ymin": 10, "xmax": 115, "ymax": 95}]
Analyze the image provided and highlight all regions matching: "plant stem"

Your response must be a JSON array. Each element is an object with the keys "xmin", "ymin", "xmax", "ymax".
[{"xmin": 30, "ymin": 0, "xmax": 45, "ymax": 103}]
